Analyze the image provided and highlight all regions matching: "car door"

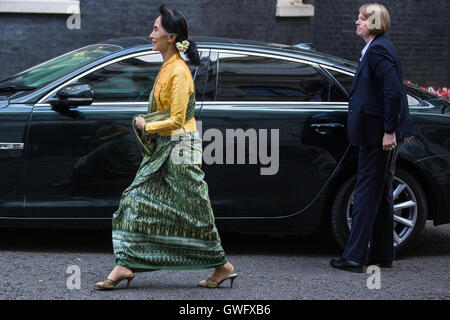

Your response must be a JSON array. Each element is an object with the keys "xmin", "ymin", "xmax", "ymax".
[
  {"xmin": 198, "ymin": 50, "xmax": 351, "ymax": 218},
  {"xmin": 24, "ymin": 50, "xmax": 209, "ymax": 219},
  {"xmin": 0, "ymin": 101, "xmax": 32, "ymax": 217}
]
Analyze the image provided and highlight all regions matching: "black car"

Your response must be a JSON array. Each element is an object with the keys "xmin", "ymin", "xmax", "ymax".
[{"xmin": 1, "ymin": 36, "xmax": 449, "ymax": 254}]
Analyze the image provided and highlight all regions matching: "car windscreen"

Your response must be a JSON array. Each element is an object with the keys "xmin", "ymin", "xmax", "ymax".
[{"xmin": 0, "ymin": 44, "xmax": 123, "ymax": 90}]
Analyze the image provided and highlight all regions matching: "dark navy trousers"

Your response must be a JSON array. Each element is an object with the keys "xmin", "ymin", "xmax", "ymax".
[{"xmin": 342, "ymin": 145, "xmax": 399, "ymax": 265}]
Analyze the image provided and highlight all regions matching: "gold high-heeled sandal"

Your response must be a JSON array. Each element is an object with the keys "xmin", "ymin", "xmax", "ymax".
[
  {"xmin": 95, "ymin": 274, "xmax": 135, "ymax": 290},
  {"xmin": 198, "ymin": 273, "xmax": 238, "ymax": 289}
]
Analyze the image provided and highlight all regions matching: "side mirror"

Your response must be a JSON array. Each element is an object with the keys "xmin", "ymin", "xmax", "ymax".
[{"xmin": 49, "ymin": 83, "xmax": 93, "ymax": 108}]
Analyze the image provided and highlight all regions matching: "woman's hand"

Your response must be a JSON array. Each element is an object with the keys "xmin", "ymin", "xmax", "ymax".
[
  {"xmin": 135, "ymin": 116, "xmax": 146, "ymax": 131},
  {"xmin": 135, "ymin": 116, "xmax": 154, "ymax": 144},
  {"xmin": 383, "ymin": 132, "xmax": 397, "ymax": 151}
]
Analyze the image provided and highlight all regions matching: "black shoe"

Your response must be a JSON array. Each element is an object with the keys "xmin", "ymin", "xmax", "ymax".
[
  {"xmin": 367, "ymin": 261, "xmax": 393, "ymax": 268},
  {"xmin": 330, "ymin": 258, "xmax": 364, "ymax": 273}
]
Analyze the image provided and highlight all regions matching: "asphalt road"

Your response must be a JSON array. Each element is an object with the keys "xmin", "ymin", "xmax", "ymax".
[{"xmin": 0, "ymin": 222, "xmax": 448, "ymax": 300}]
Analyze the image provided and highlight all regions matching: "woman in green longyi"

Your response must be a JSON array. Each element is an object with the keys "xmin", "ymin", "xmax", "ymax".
[{"xmin": 95, "ymin": 5, "xmax": 236, "ymax": 290}]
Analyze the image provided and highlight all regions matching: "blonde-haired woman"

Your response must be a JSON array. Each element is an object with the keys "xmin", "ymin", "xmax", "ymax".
[
  {"xmin": 330, "ymin": 3, "xmax": 413, "ymax": 272},
  {"xmin": 95, "ymin": 5, "xmax": 236, "ymax": 290}
]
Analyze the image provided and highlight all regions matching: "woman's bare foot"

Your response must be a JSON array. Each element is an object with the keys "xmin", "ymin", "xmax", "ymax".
[
  {"xmin": 198, "ymin": 261, "xmax": 235, "ymax": 287},
  {"xmin": 95, "ymin": 266, "xmax": 134, "ymax": 288}
]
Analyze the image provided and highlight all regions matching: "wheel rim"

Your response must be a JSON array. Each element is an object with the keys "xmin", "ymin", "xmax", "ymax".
[{"xmin": 346, "ymin": 176, "xmax": 418, "ymax": 248}]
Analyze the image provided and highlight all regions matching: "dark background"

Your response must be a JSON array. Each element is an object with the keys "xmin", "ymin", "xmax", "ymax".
[{"xmin": 0, "ymin": 0, "xmax": 448, "ymax": 86}]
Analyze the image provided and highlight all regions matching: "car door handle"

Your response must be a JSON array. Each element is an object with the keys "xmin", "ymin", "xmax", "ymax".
[
  {"xmin": 311, "ymin": 123, "xmax": 344, "ymax": 135},
  {"xmin": 311, "ymin": 123, "xmax": 344, "ymax": 128}
]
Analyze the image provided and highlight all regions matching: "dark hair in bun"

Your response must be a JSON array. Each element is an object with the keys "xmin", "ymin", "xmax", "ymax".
[{"xmin": 159, "ymin": 4, "xmax": 200, "ymax": 66}]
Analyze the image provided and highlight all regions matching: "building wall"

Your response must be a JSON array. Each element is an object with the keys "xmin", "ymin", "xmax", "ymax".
[{"xmin": 0, "ymin": 0, "xmax": 448, "ymax": 86}]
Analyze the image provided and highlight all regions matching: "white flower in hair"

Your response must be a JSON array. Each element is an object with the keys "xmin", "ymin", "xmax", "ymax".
[{"xmin": 176, "ymin": 40, "xmax": 190, "ymax": 52}]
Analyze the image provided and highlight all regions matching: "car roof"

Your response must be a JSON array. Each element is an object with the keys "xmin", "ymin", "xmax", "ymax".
[{"xmin": 99, "ymin": 36, "xmax": 358, "ymax": 72}]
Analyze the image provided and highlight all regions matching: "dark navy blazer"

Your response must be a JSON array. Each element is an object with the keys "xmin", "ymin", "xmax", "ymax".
[{"xmin": 347, "ymin": 34, "xmax": 414, "ymax": 146}]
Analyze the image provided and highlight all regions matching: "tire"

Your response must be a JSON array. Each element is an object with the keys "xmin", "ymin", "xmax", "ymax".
[{"xmin": 330, "ymin": 167, "xmax": 427, "ymax": 256}]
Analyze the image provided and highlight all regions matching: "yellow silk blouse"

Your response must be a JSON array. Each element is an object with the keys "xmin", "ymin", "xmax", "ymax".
[{"xmin": 144, "ymin": 52, "xmax": 196, "ymax": 136}]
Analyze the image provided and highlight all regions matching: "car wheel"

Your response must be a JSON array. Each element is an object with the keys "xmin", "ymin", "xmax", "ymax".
[{"xmin": 330, "ymin": 167, "xmax": 427, "ymax": 255}]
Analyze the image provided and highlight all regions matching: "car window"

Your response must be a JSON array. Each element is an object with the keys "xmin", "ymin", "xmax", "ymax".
[
  {"xmin": 407, "ymin": 94, "xmax": 421, "ymax": 106},
  {"xmin": 77, "ymin": 53, "xmax": 162, "ymax": 102},
  {"xmin": 325, "ymin": 69, "xmax": 353, "ymax": 102},
  {"xmin": 75, "ymin": 52, "xmax": 205, "ymax": 103},
  {"xmin": 202, "ymin": 50, "xmax": 218, "ymax": 102},
  {"xmin": 215, "ymin": 52, "xmax": 330, "ymax": 102},
  {"xmin": 192, "ymin": 50, "xmax": 211, "ymax": 102}
]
